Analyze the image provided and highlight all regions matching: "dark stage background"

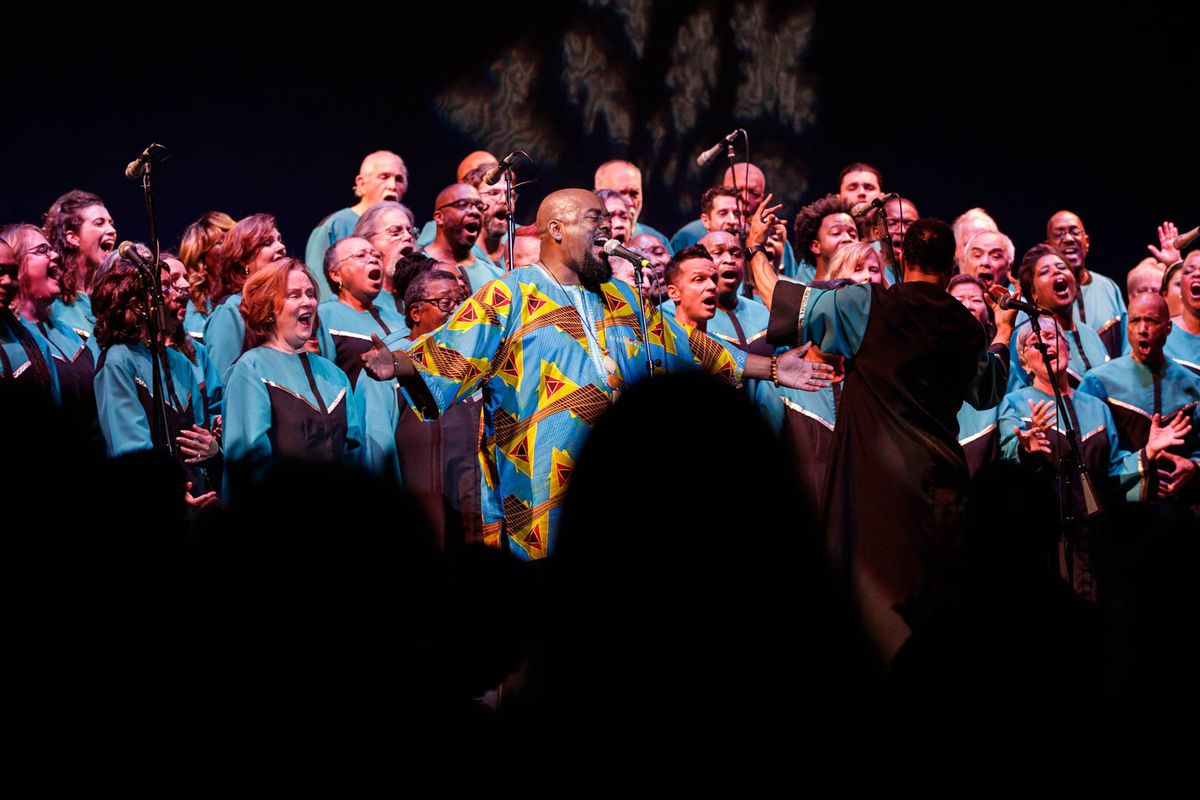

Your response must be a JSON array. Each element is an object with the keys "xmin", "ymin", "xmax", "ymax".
[{"xmin": 5, "ymin": 1, "xmax": 1196, "ymax": 281}]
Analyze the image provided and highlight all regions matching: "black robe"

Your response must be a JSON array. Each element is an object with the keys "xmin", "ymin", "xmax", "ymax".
[{"xmin": 768, "ymin": 280, "xmax": 1009, "ymax": 656}]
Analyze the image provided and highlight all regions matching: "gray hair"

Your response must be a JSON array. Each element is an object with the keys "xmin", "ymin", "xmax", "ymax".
[
  {"xmin": 953, "ymin": 207, "xmax": 999, "ymax": 248},
  {"xmin": 352, "ymin": 200, "xmax": 415, "ymax": 241},
  {"xmin": 963, "ymin": 229, "xmax": 1015, "ymax": 265}
]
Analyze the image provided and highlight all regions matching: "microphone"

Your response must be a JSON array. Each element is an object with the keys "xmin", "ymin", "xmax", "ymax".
[
  {"xmin": 850, "ymin": 192, "xmax": 900, "ymax": 218},
  {"xmin": 124, "ymin": 143, "xmax": 169, "ymax": 180},
  {"xmin": 118, "ymin": 241, "xmax": 155, "ymax": 272},
  {"xmin": 696, "ymin": 129, "xmax": 743, "ymax": 167},
  {"xmin": 1173, "ymin": 225, "xmax": 1198, "ymax": 251},
  {"xmin": 601, "ymin": 237, "xmax": 651, "ymax": 269},
  {"xmin": 484, "ymin": 151, "xmax": 520, "ymax": 186},
  {"xmin": 987, "ymin": 285, "xmax": 1046, "ymax": 316}
]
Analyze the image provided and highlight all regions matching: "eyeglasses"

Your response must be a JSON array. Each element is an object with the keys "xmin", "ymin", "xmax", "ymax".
[
  {"xmin": 26, "ymin": 243, "xmax": 54, "ymax": 257},
  {"xmin": 0, "ymin": 262, "xmax": 18, "ymax": 280},
  {"xmin": 337, "ymin": 249, "xmax": 384, "ymax": 265},
  {"xmin": 382, "ymin": 225, "xmax": 420, "ymax": 240},
  {"xmin": 416, "ymin": 296, "xmax": 463, "ymax": 312},
  {"xmin": 437, "ymin": 199, "xmax": 486, "ymax": 213}
]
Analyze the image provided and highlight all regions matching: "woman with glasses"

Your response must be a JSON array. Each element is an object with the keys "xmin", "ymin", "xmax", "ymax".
[
  {"xmin": 0, "ymin": 236, "xmax": 60, "ymax": 404},
  {"xmin": 202, "ymin": 214, "xmax": 288, "ymax": 382},
  {"xmin": 356, "ymin": 268, "xmax": 481, "ymax": 550},
  {"xmin": 351, "ymin": 200, "xmax": 419, "ymax": 315},
  {"xmin": 178, "ymin": 211, "xmax": 235, "ymax": 342},
  {"xmin": 315, "ymin": 236, "xmax": 407, "ymax": 387},
  {"xmin": 91, "ymin": 255, "xmax": 219, "ymax": 508},
  {"xmin": 1, "ymin": 223, "xmax": 97, "ymax": 425},
  {"xmin": 223, "ymin": 259, "xmax": 363, "ymax": 497}
]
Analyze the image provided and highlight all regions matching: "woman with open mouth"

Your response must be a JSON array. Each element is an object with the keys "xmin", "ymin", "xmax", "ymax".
[
  {"xmin": 1007, "ymin": 243, "xmax": 1110, "ymax": 390},
  {"xmin": 2, "ymin": 223, "xmax": 96, "ymax": 429},
  {"xmin": 43, "ymin": 190, "xmax": 117, "ymax": 341},
  {"xmin": 222, "ymin": 258, "xmax": 364, "ymax": 498},
  {"xmin": 350, "ymin": 200, "xmax": 420, "ymax": 315},
  {"xmin": 315, "ymin": 236, "xmax": 408, "ymax": 388},
  {"xmin": 202, "ymin": 214, "xmax": 288, "ymax": 382}
]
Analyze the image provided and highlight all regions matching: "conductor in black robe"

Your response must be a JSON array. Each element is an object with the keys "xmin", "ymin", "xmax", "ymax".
[{"xmin": 751, "ymin": 215, "xmax": 1015, "ymax": 665}]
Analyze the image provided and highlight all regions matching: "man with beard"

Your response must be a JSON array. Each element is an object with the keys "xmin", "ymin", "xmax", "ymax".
[
  {"xmin": 788, "ymin": 194, "xmax": 859, "ymax": 286},
  {"xmin": 1047, "ymin": 210, "xmax": 1128, "ymax": 359},
  {"xmin": 359, "ymin": 189, "xmax": 830, "ymax": 560},
  {"xmin": 1079, "ymin": 293, "xmax": 1200, "ymax": 503},
  {"xmin": 306, "ymin": 150, "xmax": 408, "ymax": 302},
  {"xmin": 662, "ymin": 232, "xmax": 772, "ymax": 356},
  {"xmin": 463, "ymin": 164, "xmax": 512, "ymax": 267},
  {"xmin": 1165, "ymin": 250, "xmax": 1200, "ymax": 375},
  {"xmin": 699, "ymin": 187, "xmax": 743, "ymax": 236},
  {"xmin": 880, "ymin": 195, "xmax": 919, "ymax": 271},
  {"xmin": 421, "ymin": 183, "xmax": 504, "ymax": 294},
  {"xmin": 752, "ymin": 216, "xmax": 1015, "ymax": 666}
]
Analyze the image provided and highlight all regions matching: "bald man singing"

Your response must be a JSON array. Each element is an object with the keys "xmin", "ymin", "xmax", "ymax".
[
  {"xmin": 361, "ymin": 189, "xmax": 830, "ymax": 560},
  {"xmin": 306, "ymin": 150, "xmax": 409, "ymax": 301}
]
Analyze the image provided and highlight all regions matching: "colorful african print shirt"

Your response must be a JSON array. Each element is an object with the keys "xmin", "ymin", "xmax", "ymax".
[{"xmin": 400, "ymin": 264, "xmax": 745, "ymax": 560}]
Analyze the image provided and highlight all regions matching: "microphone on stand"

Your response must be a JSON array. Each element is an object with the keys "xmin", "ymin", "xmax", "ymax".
[
  {"xmin": 124, "ymin": 143, "xmax": 169, "ymax": 180},
  {"xmin": 987, "ymin": 284, "xmax": 1046, "ymax": 316},
  {"xmin": 599, "ymin": 237, "xmax": 651, "ymax": 269},
  {"xmin": 484, "ymin": 151, "xmax": 520, "ymax": 186},
  {"xmin": 118, "ymin": 241, "xmax": 156, "ymax": 272},
  {"xmin": 696, "ymin": 129, "xmax": 743, "ymax": 167},
  {"xmin": 850, "ymin": 193, "xmax": 899, "ymax": 218}
]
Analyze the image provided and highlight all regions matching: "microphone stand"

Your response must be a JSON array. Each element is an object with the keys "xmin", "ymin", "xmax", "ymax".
[
  {"xmin": 1027, "ymin": 309, "xmax": 1101, "ymax": 592},
  {"xmin": 719, "ymin": 130, "xmax": 759, "ymax": 301},
  {"xmin": 504, "ymin": 169, "xmax": 516, "ymax": 271},
  {"xmin": 878, "ymin": 207, "xmax": 901, "ymax": 284},
  {"xmin": 137, "ymin": 159, "xmax": 174, "ymax": 457},
  {"xmin": 631, "ymin": 267, "xmax": 656, "ymax": 377}
]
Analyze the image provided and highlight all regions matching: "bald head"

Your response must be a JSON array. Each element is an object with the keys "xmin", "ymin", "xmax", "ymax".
[
  {"xmin": 722, "ymin": 162, "xmax": 766, "ymax": 214},
  {"xmin": 536, "ymin": 189, "xmax": 611, "ymax": 287},
  {"xmin": 356, "ymin": 150, "xmax": 407, "ymax": 204},
  {"xmin": 457, "ymin": 150, "xmax": 498, "ymax": 182},
  {"xmin": 537, "ymin": 189, "xmax": 599, "ymax": 238},
  {"xmin": 1127, "ymin": 291, "xmax": 1171, "ymax": 365},
  {"xmin": 594, "ymin": 160, "xmax": 644, "ymax": 222},
  {"xmin": 435, "ymin": 183, "xmax": 477, "ymax": 210}
]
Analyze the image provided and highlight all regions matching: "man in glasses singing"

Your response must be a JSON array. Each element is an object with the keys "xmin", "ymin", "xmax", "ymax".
[{"xmin": 422, "ymin": 183, "xmax": 505, "ymax": 293}]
